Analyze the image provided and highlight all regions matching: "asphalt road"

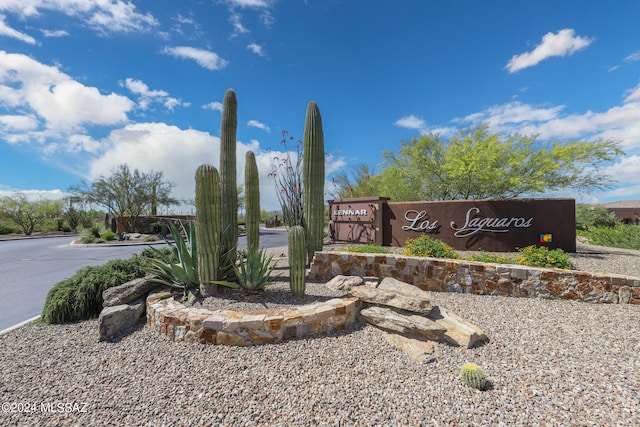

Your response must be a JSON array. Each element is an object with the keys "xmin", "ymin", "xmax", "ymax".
[{"xmin": 0, "ymin": 228, "xmax": 288, "ymax": 332}]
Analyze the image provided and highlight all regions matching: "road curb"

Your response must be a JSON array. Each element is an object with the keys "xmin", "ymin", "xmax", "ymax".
[{"xmin": 0, "ymin": 315, "xmax": 41, "ymax": 336}]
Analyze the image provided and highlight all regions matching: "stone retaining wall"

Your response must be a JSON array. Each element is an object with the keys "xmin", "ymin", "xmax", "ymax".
[
  {"xmin": 309, "ymin": 251, "xmax": 640, "ymax": 304},
  {"xmin": 146, "ymin": 292, "xmax": 360, "ymax": 346}
]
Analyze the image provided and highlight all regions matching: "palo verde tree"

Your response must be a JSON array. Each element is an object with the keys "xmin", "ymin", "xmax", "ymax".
[
  {"xmin": 70, "ymin": 163, "xmax": 178, "ymax": 232},
  {"xmin": 376, "ymin": 123, "xmax": 624, "ymax": 201},
  {"xmin": 0, "ymin": 194, "xmax": 61, "ymax": 235}
]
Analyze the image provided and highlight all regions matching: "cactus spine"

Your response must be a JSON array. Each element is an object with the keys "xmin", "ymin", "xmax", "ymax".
[
  {"xmin": 220, "ymin": 88, "xmax": 238, "ymax": 260},
  {"xmin": 302, "ymin": 101, "xmax": 325, "ymax": 263},
  {"xmin": 460, "ymin": 362, "xmax": 487, "ymax": 390},
  {"xmin": 195, "ymin": 164, "xmax": 221, "ymax": 296},
  {"xmin": 288, "ymin": 225, "xmax": 306, "ymax": 296},
  {"xmin": 245, "ymin": 151, "xmax": 260, "ymax": 252}
]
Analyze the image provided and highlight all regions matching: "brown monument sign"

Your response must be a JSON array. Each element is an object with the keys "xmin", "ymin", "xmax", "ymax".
[{"xmin": 329, "ymin": 197, "xmax": 576, "ymax": 252}]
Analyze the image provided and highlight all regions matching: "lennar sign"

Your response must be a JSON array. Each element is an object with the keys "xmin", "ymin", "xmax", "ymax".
[{"xmin": 328, "ymin": 197, "xmax": 576, "ymax": 252}]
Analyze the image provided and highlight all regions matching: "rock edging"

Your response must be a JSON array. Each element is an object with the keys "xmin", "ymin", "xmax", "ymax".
[
  {"xmin": 309, "ymin": 251, "xmax": 640, "ymax": 304},
  {"xmin": 146, "ymin": 293, "xmax": 360, "ymax": 346}
]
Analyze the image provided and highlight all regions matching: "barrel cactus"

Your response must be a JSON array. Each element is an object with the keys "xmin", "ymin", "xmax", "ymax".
[
  {"xmin": 220, "ymin": 88, "xmax": 238, "ymax": 261},
  {"xmin": 288, "ymin": 225, "xmax": 306, "ymax": 296},
  {"xmin": 302, "ymin": 101, "xmax": 325, "ymax": 262},
  {"xmin": 245, "ymin": 150, "xmax": 260, "ymax": 252},
  {"xmin": 460, "ymin": 362, "xmax": 487, "ymax": 390},
  {"xmin": 195, "ymin": 164, "xmax": 221, "ymax": 296}
]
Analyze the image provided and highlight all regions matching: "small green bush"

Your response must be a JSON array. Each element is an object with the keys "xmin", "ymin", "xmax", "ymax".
[
  {"xmin": 342, "ymin": 243, "xmax": 392, "ymax": 254},
  {"xmin": 581, "ymin": 225, "xmax": 640, "ymax": 250},
  {"xmin": 403, "ymin": 235, "xmax": 459, "ymax": 259},
  {"xmin": 144, "ymin": 235, "xmax": 158, "ymax": 242},
  {"xmin": 469, "ymin": 250, "xmax": 515, "ymax": 265},
  {"xmin": 0, "ymin": 224, "xmax": 15, "ymax": 234},
  {"xmin": 101, "ymin": 231, "xmax": 117, "ymax": 241},
  {"xmin": 515, "ymin": 245, "xmax": 573, "ymax": 269},
  {"xmin": 41, "ymin": 257, "xmax": 149, "ymax": 324},
  {"xmin": 81, "ymin": 235, "xmax": 96, "ymax": 244}
]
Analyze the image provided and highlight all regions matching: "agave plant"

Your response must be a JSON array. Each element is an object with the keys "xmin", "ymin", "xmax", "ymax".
[
  {"xmin": 230, "ymin": 248, "xmax": 280, "ymax": 293},
  {"xmin": 145, "ymin": 220, "xmax": 201, "ymax": 302}
]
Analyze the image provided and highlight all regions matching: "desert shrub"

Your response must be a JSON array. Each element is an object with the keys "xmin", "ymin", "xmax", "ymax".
[
  {"xmin": 41, "ymin": 257, "xmax": 148, "ymax": 324},
  {"xmin": 469, "ymin": 250, "xmax": 515, "ymax": 265},
  {"xmin": 515, "ymin": 245, "xmax": 573, "ymax": 269},
  {"xmin": 342, "ymin": 243, "xmax": 392, "ymax": 254},
  {"xmin": 0, "ymin": 223, "xmax": 15, "ymax": 234},
  {"xmin": 101, "ymin": 231, "xmax": 116, "ymax": 241},
  {"xmin": 403, "ymin": 235, "xmax": 459, "ymax": 259},
  {"xmin": 144, "ymin": 235, "xmax": 158, "ymax": 242},
  {"xmin": 575, "ymin": 204, "xmax": 620, "ymax": 231},
  {"xmin": 583, "ymin": 225, "xmax": 640, "ymax": 250},
  {"xmin": 88, "ymin": 224, "xmax": 102, "ymax": 238},
  {"xmin": 81, "ymin": 235, "xmax": 95, "ymax": 244}
]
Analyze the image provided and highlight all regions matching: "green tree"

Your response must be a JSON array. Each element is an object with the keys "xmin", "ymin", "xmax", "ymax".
[
  {"xmin": 0, "ymin": 194, "xmax": 51, "ymax": 235},
  {"xmin": 70, "ymin": 164, "xmax": 179, "ymax": 232},
  {"xmin": 379, "ymin": 124, "xmax": 624, "ymax": 201},
  {"xmin": 575, "ymin": 204, "xmax": 621, "ymax": 230},
  {"xmin": 331, "ymin": 163, "xmax": 381, "ymax": 199}
]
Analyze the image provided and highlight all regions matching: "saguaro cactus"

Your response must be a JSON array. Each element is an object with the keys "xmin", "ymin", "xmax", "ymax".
[
  {"xmin": 303, "ymin": 101, "xmax": 325, "ymax": 263},
  {"xmin": 245, "ymin": 150, "xmax": 260, "ymax": 252},
  {"xmin": 195, "ymin": 163, "xmax": 221, "ymax": 296},
  {"xmin": 220, "ymin": 88, "xmax": 238, "ymax": 259},
  {"xmin": 288, "ymin": 225, "xmax": 306, "ymax": 296}
]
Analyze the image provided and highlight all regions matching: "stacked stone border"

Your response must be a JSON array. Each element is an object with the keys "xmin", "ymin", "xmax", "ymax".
[
  {"xmin": 146, "ymin": 292, "xmax": 360, "ymax": 346},
  {"xmin": 309, "ymin": 251, "xmax": 640, "ymax": 304}
]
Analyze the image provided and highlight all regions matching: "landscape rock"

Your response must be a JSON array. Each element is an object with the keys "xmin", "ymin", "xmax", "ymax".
[
  {"xmin": 350, "ymin": 286, "xmax": 433, "ymax": 314},
  {"xmin": 377, "ymin": 277, "xmax": 429, "ymax": 298},
  {"xmin": 359, "ymin": 306, "xmax": 446, "ymax": 341},
  {"xmin": 427, "ymin": 306, "xmax": 489, "ymax": 348},
  {"xmin": 325, "ymin": 275, "xmax": 364, "ymax": 292},
  {"xmin": 102, "ymin": 277, "xmax": 162, "ymax": 307},
  {"xmin": 381, "ymin": 331, "xmax": 440, "ymax": 363},
  {"xmin": 98, "ymin": 299, "xmax": 145, "ymax": 342}
]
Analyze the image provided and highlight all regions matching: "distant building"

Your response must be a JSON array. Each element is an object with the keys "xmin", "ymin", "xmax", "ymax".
[{"xmin": 605, "ymin": 200, "xmax": 640, "ymax": 225}]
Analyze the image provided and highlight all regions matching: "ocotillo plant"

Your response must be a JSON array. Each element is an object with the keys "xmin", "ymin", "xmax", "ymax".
[
  {"xmin": 244, "ymin": 150, "xmax": 260, "ymax": 252},
  {"xmin": 303, "ymin": 101, "xmax": 325, "ymax": 262},
  {"xmin": 288, "ymin": 225, "xmax": 306, "ymax": 296},
  {"xmin": 220, "ymin": 88, "xmax": 238, "ymax": 261},
  {"xmin": 195, "ymin": 164, "xmax": 221, "ymax": 296}
]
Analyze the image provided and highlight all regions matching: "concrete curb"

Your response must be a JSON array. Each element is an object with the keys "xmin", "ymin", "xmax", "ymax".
[{"xmin": 0, "ymin": 315, "xmax": 41, "ymax": 336}]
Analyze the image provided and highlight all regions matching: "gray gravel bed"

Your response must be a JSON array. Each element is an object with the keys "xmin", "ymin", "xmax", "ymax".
[{"xmin": 1, "ymin": 242, "xmax": 639, "ymax": 426}]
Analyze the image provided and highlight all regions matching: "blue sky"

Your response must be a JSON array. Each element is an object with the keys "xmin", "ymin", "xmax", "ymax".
[{"xmin": 1, "ymin": 1, "xmax": 640, "ymax": 212}]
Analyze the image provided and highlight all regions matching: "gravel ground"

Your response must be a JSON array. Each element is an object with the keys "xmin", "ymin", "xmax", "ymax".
[{"xmin": 1, "ymin": 243, "xmax": 639, "ymax": 426}]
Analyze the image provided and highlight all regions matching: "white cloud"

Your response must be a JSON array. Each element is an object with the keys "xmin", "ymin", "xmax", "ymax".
[
  {"xmin": 0, "ymin": 188, "xmax": 68, "ymax": 201},
  {"xmin": 229, "ymin": 12, "xmax": 249, "ymax": 37},
  {"xmin": 0, "ymin": 0, "xmax": 158, "ymax": 35},
  {"xmin": 122, "ymin": 78, "xmax": 185, "ymax": 111},
  {"xmin": 203, "ymin": 101, "xmax": 224, "ymax": 112},
  {"xmin": 247, "ymin": 119, "xmax": 270, "ymax": 132},
  {"xmin": 506, "ymin": 29, "xmax": 593, "ymax": 73},
  {"xmin": 0, "ymin": 51, "xmax": 133, "ymax": 136},
  {"xmin": 89, "ymin": 122, "xmax": 293, "ymax": 211},
  {"xmin": 395, "ymin": 115, "xmax": 426, "ymax": 130},
  {"xmin": 163, "ymin": 46, "xmax": 229, "ymax": 70},
  {"xmin": 0, "ymin": 14, "xmax": 36, "ymax": 44},
  {"xmin": 247, "ymin": 43, "xmax": 266, "ymax": 57},
  {"xmin": 41, "ymin": 29, "xmax": 69, "ymax": 38},
  {"xmin": 624, "ymin": 51, "xmax": 640, "ymax": 62},
  {"xmin": 226, "ymin": 0, "xmax": 272, "ymax": 7},
  {"xmin": 0, "ymin": 114, "xmax": 38, "ymax": 131}
]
